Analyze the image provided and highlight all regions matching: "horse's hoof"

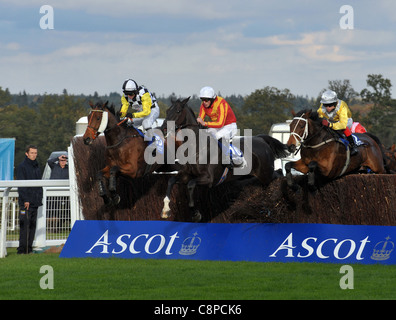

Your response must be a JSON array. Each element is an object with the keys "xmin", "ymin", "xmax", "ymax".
[
  {"xmin": 308, "ymin": 185, "xmax": 317, "ymax": 193},
  {"xmin": 112, "ymin": 194, "xmax": 120, "ymax": 205},
  {"xmin": 102, "ymin": 196, "xmax": 112, "ymax": 207},
  {"xmin": 287, "ymin": 182, "xmax": 299, "ymax": 192},
  {"xmin": 161, "ymin": 210, "xmax": 171, "ymax": 219},
  {"xmin": 192, "ymin": 210, "xmax": 202, "ymax": 223}
]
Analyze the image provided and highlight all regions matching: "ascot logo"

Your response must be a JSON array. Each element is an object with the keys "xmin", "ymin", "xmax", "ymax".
[
  {"xmin": 270, "ymin": 233, "xmax": 371, "ymax": 261},
  {"xmin": 85, "ymin": 230, "xmax": 202, "ymax": 257},
  {"xmin": 85, "ymin": 230, "xmax": 180, "ymax": 256}
]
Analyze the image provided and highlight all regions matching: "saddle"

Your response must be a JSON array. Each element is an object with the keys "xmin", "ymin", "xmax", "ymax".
[{"xmin": 333, "ymin": 131, "xmax": 364, "ymax": 150}]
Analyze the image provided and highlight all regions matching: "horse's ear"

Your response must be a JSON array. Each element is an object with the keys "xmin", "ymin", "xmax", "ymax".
[
  {"xmin": 392, "ymin": 144, "xmax": 396, "ymax": 152},
  {"xmin": 182, "ymin": 96, "xmax": 191, "ymax": 105},
  {"xmin": 291, "ymin": 109, "xmax": 296, "ymax": 117},
  {"xmin": 89, "ymin": 101, "xmax": 94, "ymax": 109},
  {"xmin": 104, "ymin": 101, "xmax": 109, "ymax": 108},
  {"xmin": 305, "ymin": 109, "xmax": 312, "ymax": 118}
]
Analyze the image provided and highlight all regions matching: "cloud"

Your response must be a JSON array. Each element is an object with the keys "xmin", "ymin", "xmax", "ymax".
[{"xmin": 1, "ymin": 0, "xmax": 396, "ymax": 99}]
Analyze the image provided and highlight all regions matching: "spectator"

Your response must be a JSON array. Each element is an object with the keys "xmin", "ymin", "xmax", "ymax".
[
  {"xmin": 16, "ymin": 145, "xmax": 43, "ymax": 254},
  {"xmin": 47, "ymin": 154, "xmax": 69, "ymax": 179}
]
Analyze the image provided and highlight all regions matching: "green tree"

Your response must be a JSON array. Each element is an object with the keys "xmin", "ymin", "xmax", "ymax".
[
  {"xmin": 360, "ymin": 74, "xmax": 392, "ymax": 108},
  {"xmin": 238, "ymin": 86, "xmax": 294, "ymax": 135},
  {"xmin": 316, "ymin": 79, "xmax": 358, "ymax": 105},
  {"xmin": 34, "ymin": 94, "xmax": 88, "ymax": 167},
  {"xmin": 0, "ymin": 87, "xmax": 12, "ymax": 106},
  {"xmin": 360, "ymin": 74, "xmax": 395, "ymax": 146}
]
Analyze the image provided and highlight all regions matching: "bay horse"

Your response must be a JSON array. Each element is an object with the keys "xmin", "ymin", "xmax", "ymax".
[
  {"xmin": 285, "ymin": 109, "xmax": 387, "ymax": 190},
  {"xmin": 82, "ymin": 101, "xmax": 174, "ymax": 206},
  {"xmin": 160, "ymin": 98, "xmax": 289, "ymax": 222}
]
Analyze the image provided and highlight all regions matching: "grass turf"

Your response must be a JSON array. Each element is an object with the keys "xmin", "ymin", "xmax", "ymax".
[{"xmin": 1, "ymin": 248, "xmax": 396, "ymax": 300}]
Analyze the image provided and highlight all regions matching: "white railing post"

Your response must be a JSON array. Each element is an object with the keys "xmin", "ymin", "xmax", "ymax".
[{"xmin": 0, "ymin": 187, "xmax": 11, "ymax": 258}]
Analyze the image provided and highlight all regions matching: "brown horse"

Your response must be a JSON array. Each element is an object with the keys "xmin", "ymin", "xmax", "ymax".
[
  {"xmin": 82, "ymin": 101, "xmax": 175, "ymax": 206},
  {"xmin": 285, "ymin": 109, "xmax": 387, "ymax": 190}
]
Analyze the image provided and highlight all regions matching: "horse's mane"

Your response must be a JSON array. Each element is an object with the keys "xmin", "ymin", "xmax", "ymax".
[
  {"xmin": 171, "ymin": 98, "xmax": 197, "ymax": 121},
  {"xmin": 295, "ymin": 109, "xmax": 321, "ymax": 124}
]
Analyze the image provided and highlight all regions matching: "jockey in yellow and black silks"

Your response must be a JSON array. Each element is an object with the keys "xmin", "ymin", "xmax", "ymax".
[
  {"xmin": 120, "ymin": 79, "xmax": 160, "ymax": 137},
  {"xmin": 317, "ymin": 90, "xmax": 358, "ymax": 155}
]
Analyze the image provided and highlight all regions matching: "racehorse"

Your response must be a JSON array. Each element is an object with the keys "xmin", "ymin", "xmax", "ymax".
[
  {"xmin": 160, "ymin": 98, "xmax": 289, "ymax": 222},
  {"xmin": 285, "ymin": 109, "xmax": 387, "ymax": 190},
  {"xmin": 82, "ymin": 101, "xmax": 171, "ymax": 206}
]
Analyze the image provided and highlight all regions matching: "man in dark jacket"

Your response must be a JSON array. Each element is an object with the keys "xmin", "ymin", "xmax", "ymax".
[{"xmin": 17, "ymin": 145, "xmax": 43, "ymax": 254}]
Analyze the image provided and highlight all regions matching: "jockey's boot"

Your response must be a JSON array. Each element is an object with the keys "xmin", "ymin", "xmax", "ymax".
[{"xmin": 347, "ymin": 135, "xmax": 358, "ymax": 156}]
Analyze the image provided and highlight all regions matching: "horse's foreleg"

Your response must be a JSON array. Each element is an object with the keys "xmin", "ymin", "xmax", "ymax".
[
  {"xmin": 187, "ymin": 179, "xmax": 201, "ymax": 222},
  {"xmin": 285, "ymin": 160, "xmax": 309, "ymax": 191},
  {"xmin": 97, "ymin": 168, "xmax": 111, "ymax": 206},
  {"xmin": 285, "ymin": 161, "xmax": 298, "ymax": 191},
  {"xmin": 109, "ymin": 166, "xmax": 120, "ymax": 205},
  {"xmin": 307, "ymin": 161, "xmax": 318, "ymax": 191},
  {"xmin": 161, "ymin": 175, "xmax": 178, "ymax": 219}
]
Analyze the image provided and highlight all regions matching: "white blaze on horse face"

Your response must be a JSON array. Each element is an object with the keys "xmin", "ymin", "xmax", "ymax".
[{"xmin": 98, "ymin": 111, "xmax": 108, "ymax": 133}]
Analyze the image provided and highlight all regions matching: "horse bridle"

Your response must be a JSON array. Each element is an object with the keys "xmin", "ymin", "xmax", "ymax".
[
  {"xmin": 290, "ymin": 115, "xmax": 335, "ymax": 150},
  {"xmin": 86, "ymin": 109, "xmax": 141, "ymax": 148},
  {"xmin": 290, "ymin": 116, "xmax": 309, "ymax": 147},
  {"xmin": 86, "ymin": 109, "xmax": 108, "ymax": 140}
]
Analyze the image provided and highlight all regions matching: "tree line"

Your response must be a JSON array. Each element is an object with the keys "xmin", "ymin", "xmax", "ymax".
[{"xmin": 1, "ymin": 73, "xmax": 395, "ymax": 173}]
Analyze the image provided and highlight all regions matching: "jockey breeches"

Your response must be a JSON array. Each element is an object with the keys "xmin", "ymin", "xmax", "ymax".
[{"xmin": 207, "ymin": 123, "xmax": 237, "ymax": 141}]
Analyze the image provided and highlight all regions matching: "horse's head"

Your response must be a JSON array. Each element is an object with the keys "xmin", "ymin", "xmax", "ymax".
[
  {"xmin": 287, "ymin": 109, "xmax": 312, "ymax": 153},
  {"xmin": 161, "ymin": 97, "xmax": 194, "ymax": 134},
  {"xmin": 83, "ymin": 101, "xmax": 110, "ymax": 145}
]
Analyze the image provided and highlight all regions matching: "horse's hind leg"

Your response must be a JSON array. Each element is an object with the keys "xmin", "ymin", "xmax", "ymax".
[
  {"xmin": 109, "ymin": 166, "xmax": 120, "ymax": 205},
  {"xmin": 187, "ymin": 179, "xmax": 201, "ymax": 222},
  {"xmin": 161, "ymin": 175, "xmax": 178, "ymax": 219}
]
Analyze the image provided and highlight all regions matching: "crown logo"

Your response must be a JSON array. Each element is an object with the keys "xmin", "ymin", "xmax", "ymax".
[
  {"xmin": 179, "ymin": 232, "xmax": 201, "ymax": 256},
  {"xmin": 371, "ymin": 236, "xmax": 394, "ymax": 261}
]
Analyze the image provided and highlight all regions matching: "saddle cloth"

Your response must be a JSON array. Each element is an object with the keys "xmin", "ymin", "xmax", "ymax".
[
  {"xmin": 339, "ymin": 134, "xmax": 364, "ymax": 150},
  {"xmin": 136, "ymin": 128, "xmax": 164, "ymax": 155}
]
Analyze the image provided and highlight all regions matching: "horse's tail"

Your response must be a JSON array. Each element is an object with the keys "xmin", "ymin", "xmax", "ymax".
[
  {"xmin": 364, "ymin": 132, "xmax": 391, "ymax": 173},
  {"xmin": 256, "ymin": 134, "xmax": 289, "ymax": 159}
]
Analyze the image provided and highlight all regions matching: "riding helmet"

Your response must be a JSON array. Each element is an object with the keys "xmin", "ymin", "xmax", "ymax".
[
  {"xmin": 320, "ymin": 90, "xmax": 338, "ymax": 104},
  {"xmin": 199, "ymin": 86, "xmax": 217, "ymax": 100},
  {"xmin": 122, "ymin": 79, "xmax": 138, "ymax": 96}
]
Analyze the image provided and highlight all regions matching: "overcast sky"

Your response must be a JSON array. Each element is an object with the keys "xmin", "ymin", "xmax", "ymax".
[{"xmin": 1, "ymin": 0, "xmax": 396, "ymax": 98}]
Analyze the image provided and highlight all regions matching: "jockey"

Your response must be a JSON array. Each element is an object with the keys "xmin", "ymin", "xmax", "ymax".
[
  {"xmin": 196, "ymin": 86, "xmax": 237, "ymax": 140},
  {"xmin": 120, "ymin": 79, "xmax": 160, "ymax": 139},
  {"xmin": 196, "ymin": 86, "xmax": 242, "ymax": 167},
  {"xmin": 318, "ymin": 90, "xmax": 358, "ymax": 155}
]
